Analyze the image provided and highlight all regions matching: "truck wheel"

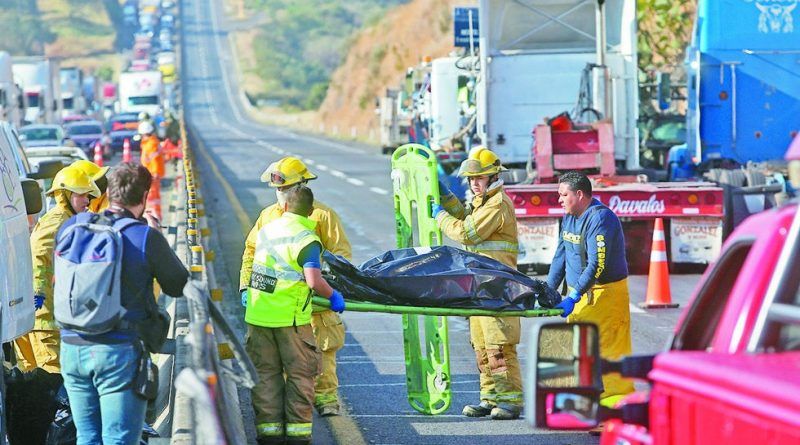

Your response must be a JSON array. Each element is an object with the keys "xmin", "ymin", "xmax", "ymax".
[
  {"xmin": 718, "ymin": 169, "xmax": 746, "ymax": 187},
  {"xmin": 745, "ymin": 169, "xmax": 767, "ymax": 187}
]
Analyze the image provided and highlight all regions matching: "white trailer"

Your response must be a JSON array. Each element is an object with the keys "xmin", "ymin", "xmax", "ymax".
[
  {"xmin": 12, "ymin": 57, "xmax": 62, "ymax": 124},
  {"xmin": 476, "ymin": 0, "xmax": 639, "ymax": 171},
  {"xmin": 429, "ymin": 57, "xmax": 473, "ymax": 151},
  {"xmin": 60, "ymin": 66, "xmax": 85, "ymax": 118},
  {"xmin": 119, "ymin": 70, "xmax": 163, "ymax": 116},
  {"xmin": 0, "ymin": 52, "xmax": 23, "ymax": 128}
]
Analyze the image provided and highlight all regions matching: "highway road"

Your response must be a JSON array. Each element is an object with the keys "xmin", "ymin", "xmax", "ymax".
[{"xmin": 180, "ymin": 0, "xmax": 699, "ymax": 443}]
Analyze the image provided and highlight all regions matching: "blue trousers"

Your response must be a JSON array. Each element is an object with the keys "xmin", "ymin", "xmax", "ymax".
[{"xmin": 61, "ymin": 342, "xmax": 147, "ymax": 445}]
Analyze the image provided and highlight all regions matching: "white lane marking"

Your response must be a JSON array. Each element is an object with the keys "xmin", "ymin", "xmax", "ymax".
[
  {"xmin": 330, "ymin": 170, "xmax": 346, "ymax": 178},
  {"xmin": 370, "ymin": 187, "xmax": 390, "ymax": 195},
  {"xmin": 316, "ymin": 164, "xmax": 329, "ymax": 171},
  {"xmin": 347, "ymin": 178, "xmax": 364, "ymax": 186},
  {"xmin": 630, "ymin": 303, "xmax": 645, "ymax": 314},
  {"xmin": 302, "ymin": 158, "xmax": 315, "ymax": 165}
]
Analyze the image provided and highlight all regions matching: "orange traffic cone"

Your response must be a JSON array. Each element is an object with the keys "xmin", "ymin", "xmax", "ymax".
[
  {"xmin": 640, "ymin": 218, "xmax": 679, "ymax": 309},
  {"xmin": 146, "ymin": 181, "xmax": 162, "ymax": 220},
  {"xmin": 122, "ymin": 138, "xmax": 132, "ymax": 163},
  {"xmin": 93, "ymin": 141, "xmax": 104, "ymax": 167}
]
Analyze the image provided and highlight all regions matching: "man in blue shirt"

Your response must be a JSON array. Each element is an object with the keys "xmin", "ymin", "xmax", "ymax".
[{"xmin": 547, "ymin": 171, "xmax": 634, "ymax": 407}]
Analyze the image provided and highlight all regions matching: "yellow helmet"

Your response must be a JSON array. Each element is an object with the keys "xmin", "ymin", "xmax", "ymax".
[
  {"xmin": 260, "ymin": 156, "xmax": 317, "ymax": 188},
  {"xmin": 46, "ymin": 166, "xmax": 101, "ymax": 197},
  {"xmin": 457, "ymin": 146, "xmax": 506, "ymax": 177},
  {"xmin": 70, "ymin": 159, "xmax": 110, "ymax": 183}
]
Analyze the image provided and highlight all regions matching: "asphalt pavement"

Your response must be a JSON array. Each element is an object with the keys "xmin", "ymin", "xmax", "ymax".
[{"xmin": 179, "ymin": 0, "xmax": 700, "ymax": 443}]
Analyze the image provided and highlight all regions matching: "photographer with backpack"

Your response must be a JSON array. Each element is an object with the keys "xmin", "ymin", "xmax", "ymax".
[{"xmin": 54, "ymin": 163, "xmax": 189, "ymax": 445}]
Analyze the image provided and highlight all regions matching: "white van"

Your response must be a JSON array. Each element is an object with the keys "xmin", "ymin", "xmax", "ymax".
[{"xmin": 0, "ymin": 121, "xmax": 48, "ymax": 342}]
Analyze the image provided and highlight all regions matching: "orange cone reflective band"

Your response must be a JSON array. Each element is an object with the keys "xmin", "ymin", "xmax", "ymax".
[
  {"xmin": 93, "ymin": 141, "xmax": 104, "ymax": 167},
  {"xmin": 123, "ymin": 138, "xmax": 132, "ymax": 163},
  {"xmin": 640, "ymin": 218, "xmax": 678, "ymax": 309}
]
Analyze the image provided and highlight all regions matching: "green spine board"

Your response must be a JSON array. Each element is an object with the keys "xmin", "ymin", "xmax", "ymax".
[{"xmin": 391, "ymin": 143, "xmax": 451, "ymax": 415}]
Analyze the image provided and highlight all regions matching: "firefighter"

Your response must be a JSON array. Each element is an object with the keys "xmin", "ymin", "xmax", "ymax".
[
  {"xmin": 431, "ymin": 147, "xmax": 523, "ymax": 420},
  {"xmin": 13, "ymin": 166, "xmax": 100, "ymax": 373},
  {"xmin": 547, "ymin": 171, "xmax": 635, "ymax": 407},
  {"xmin": 241, "ymin": 185, "xmax": 346, "ymax": 445},
  {"xmin": 70, "ymin": 159, "xmax": 110, "ymax": 212},
  {"xmin": 240, "ymin": 156, "xmax": 352, "ymax": 417}
]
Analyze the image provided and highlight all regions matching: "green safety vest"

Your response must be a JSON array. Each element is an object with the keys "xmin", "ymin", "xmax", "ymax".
[{"xmin": 245, "ymin": 213, "xmax": 321, "ymax": 328}]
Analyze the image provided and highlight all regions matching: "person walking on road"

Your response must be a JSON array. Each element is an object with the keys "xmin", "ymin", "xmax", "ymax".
[
  {"xmin": 241, "ymin": 185, "xmax": 347, "ymax": 445},
  {"xmin": 430, "ymin": 147, "xmax": 523, "ymax": 420},
  {"xmin": 547, "ymin": 171, "xmax": 635, "ymax": 407},
  {"xmin": 58, "ymin": 163, "xmax": 189, "ymax": 445},
  {"xmin": 13, "ymin": 166, "xmax": 100, "ymax": 374},
  {"xmin": 71, "ymin": 159, "xmax": 111, "ymax": 213},
  {"xmin": 139, "ymin": 121, "xmax": 164, "ymax": 181},
  {"xmin": 240, "ymin": 156, "xmax": 352, "ymax": 417}
]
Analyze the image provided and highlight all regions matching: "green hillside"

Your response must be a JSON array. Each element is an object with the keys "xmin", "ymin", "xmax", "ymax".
[{"xmin": 244, "ymin": 0, "xmax": 408, "ymax": 110}]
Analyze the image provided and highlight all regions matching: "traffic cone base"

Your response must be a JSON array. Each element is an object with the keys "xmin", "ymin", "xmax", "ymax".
[{"xmin": 641, "ymin": 217, "xmax": 679, "ymax": 309}]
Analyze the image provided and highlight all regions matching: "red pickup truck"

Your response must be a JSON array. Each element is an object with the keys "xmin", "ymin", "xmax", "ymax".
[{"xmin": 526, "ymin": 199, "xmax": 800, "ymax": 444}]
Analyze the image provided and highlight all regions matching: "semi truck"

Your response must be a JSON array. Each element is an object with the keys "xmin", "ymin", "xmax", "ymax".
[
  {"xmin": 0, "ymin": 52, "xmax": 23, "ymax": 128},
  {"xmin": 526, "ymin": 146, "xmax": 800, "ymax": 443},
  {"xmin": 11, "ymin": 57, "xmax": 62, "ymax": 125},
  {"xmin": 118, "ymin": 70, "xmax": 163, "ymax": 117},
  {"xmin": 59, "ymin": 67, "xmax": 85, "ymax": 119}
]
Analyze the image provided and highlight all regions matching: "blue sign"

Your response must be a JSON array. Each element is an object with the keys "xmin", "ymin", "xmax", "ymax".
[{"xmin": 454, "ymin": 7, "xmax": 479, "ymax": 48}]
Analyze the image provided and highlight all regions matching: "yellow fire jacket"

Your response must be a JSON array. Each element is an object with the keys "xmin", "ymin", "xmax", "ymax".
[{"xmin": 437, "ymin": 182, "xmax": 519, "ymax": 268}]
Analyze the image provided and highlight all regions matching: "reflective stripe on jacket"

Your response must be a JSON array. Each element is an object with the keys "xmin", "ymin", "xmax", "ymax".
[
  {"xmin": 240, "ymin": 199, "xmax": 351, "ymax": 290},
  {"xmin": 245, "ymin": 213, "xmax": 321, "ymax": 328},
  {"xmin": 437, "ymin": 182, "xmax": 519, "ymax": 268}
]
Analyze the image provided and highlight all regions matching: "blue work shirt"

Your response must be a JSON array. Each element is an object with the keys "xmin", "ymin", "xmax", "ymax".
[{"xmin": 547, "ymin": 198, "xmax": 628, "ymax": 295}]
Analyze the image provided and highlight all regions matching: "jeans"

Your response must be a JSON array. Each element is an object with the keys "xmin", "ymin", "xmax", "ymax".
[{"xmin": 61, "ymin": 342, "xmax": 147, "ymax": 445}]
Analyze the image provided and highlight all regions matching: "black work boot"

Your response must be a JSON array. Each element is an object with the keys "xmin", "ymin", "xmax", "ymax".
[
  {"xmin": 490, "ymin": 403, "xmax": 522, "ymax": 420},
  {"xmin": 462, "ymin": 401, "xmax": 495, "ymax": 417}
]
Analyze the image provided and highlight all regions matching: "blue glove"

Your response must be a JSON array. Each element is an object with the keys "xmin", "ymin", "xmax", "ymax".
[
  {"xmin": 555, "ymin": 290, "xmax": 582, "ymax": 318},
  {"xmin": 329, "ymin": 290, "xmax": 346, "ymax": 313},
  {"xmin": 430, "ymin": 202, "xmax": 444, "ymax": 218},
  {"xmin": 241, "ymin": 290, "xmax": 248, "ymax": 307},
  {"xmin": 34, "ymin": 294, "xmax": 45, "ymax": 310}
]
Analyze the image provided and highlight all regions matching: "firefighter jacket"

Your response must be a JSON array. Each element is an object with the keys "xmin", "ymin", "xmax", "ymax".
[{"xmin": 437, "ymin": 181, "xmax": 519, "ymax": 268}]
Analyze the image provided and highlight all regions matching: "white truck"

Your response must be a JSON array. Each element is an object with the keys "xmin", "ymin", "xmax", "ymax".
[
  {"xmin": 476, "ymin": 0, "xmax": 639, "ymax": 177},
  {"xmin": 119, "ymin": 70, "xmax": 163, "ymax": 116},
  {"xmin": 59, "ymin": 67, "xmax": 85, "ymax": 118},
  {"xmin": 429, "ymin": 57, "xmax": 474, "ymax": 151},
  {"xmin": 0, "ymin": 52, "xmax": 23, "ymax": 128},
  {"xmin": 12, "ymin": 57, "xmax": 62, "ymax": 125}
]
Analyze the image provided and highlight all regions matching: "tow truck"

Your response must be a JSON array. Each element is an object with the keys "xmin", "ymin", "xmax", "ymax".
[{"xmin": 524, "ymin": 144, "xmax": 800, "ymax": 444}]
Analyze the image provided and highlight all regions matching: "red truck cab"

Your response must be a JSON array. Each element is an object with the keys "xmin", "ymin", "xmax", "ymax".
[{"xmin": 526, "ymin": 200, "xmax": 800, "ymax": 444}]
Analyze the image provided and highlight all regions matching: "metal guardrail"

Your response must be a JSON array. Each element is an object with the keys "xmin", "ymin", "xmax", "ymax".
[{"xmin": 169, "ymin": 116, "xmax": 257, "ymax": 444}]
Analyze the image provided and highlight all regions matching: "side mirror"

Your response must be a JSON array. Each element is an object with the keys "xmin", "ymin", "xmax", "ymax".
[
  {"xmin": 29, "ymin": 159, "xmax": 63, "ymax": 180},
  {"xmin": 21, "ymin": 178, "xmax": 43, "ymax": 215},
  {"xmin": 525, "ymin": 322, "xmax": 602, "ymax": 429}
]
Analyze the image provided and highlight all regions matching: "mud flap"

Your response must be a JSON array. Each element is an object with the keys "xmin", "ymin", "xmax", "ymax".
[{"xmin": 391, "ymin": 143, "xmax": 451, "ymax": 415}]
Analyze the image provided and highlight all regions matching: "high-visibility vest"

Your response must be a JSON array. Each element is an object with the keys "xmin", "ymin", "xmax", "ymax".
[{"xmin": 245, "ymin": 213, "xmax": 320, "ymax": 328}]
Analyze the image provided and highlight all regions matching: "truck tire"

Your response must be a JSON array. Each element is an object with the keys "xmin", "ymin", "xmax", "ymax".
[
  {"xmin": 718, "ymin": 169, "xmax": 746, "ymax": 187},
  {"xmin": 745, "ymin": 169, "xmax": 767, "ymax": 187}
]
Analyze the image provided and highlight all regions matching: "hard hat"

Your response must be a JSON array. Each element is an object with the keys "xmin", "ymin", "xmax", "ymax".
[
  {"xmin": 260, "ymin": 156, "xmax": 317, "ymax": 188},
  {"xmin": 46, "ymin": 166, "xmax": 101, "ymax": 197},
  {"xmin": 138, "ymin": 111, "xmax": 150, "ymax": 121},
  {"xmin": 457, "ymin": 146, "xmax": 506, "ymax": 177},
  {"xmin": 138, "ymin": 121, "xmax": 155, "ymax": 135},
  {"xmin": 70, "ymin": 159, "xmax": 110, "ymax": 183}
]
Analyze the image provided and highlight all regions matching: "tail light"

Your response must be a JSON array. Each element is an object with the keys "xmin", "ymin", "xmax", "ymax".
[
  {"xmin": 687, "ymin": 194, "xmax": 698, "ymax": 204},
  {"xmin": 705, "ymin": 193, "xmax": 717, "ymax": 205},
  {"xmin": 512, "ymin": 194, "xmax": 525, "ymax": 206},
  {"xmin": 530, "ymin": 194, "xmax": 542, "ymax": 206},
  {"xmin": 547, "ymin": 194, "xmax": 559, "ymax": 206}
]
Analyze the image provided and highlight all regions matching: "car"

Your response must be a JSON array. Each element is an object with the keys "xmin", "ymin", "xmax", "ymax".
[
  {"xmin": 161, "ymin": 14, "xmax": 175, "ymax": 29},
  {"xmin": 24, "ymin": 145, "xmax": 89, "ymax": 210},
  {"xmin": 64, "ymin": 120, "xmax": 110, "ymax": 158},
  {"xmin": 62, "ymin": 114, "xmax": 91, "ymax": 124},
  {"xmin": 18, "ymin": 124, "xmax": 65, "ymax": 148},
  {"xmin": 159, "ymin": 63, "xmax": 176, "ymax": 84},
  {"xmin": 107, "ymin": 112, "xmax": 142, "ymax": 151}
]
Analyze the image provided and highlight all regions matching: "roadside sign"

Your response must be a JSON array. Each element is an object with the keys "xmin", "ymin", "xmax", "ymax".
[{"xmin": 454, "ymin": 7, "xmax": 479, "ymax": 48}]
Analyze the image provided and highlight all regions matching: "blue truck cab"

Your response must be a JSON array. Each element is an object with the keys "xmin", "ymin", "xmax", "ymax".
[{"xmin": 686, "ymin": 0, "xmax": 800, "ymax": 166}]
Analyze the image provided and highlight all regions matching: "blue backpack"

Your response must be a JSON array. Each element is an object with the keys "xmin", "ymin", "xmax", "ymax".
[{"xmin": 53, "ymin": 213, "xmax": 140, "ymax": 334}]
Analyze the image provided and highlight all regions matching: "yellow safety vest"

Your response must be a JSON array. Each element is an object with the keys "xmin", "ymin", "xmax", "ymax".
[{"xmin": 245, "ymin": 213, "xmax": 321, "ymax": 328}]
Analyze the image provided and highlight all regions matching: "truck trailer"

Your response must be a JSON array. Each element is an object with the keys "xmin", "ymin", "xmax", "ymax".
[
  {"xmin": 118, "ymin": 70, "xmax": 163, "ymax": 117},
  {"xmin": 0, "ymin": 52, "xmax": 23, "ymax": 128},
  {"xmin": 11, "ymin": 57, "xmax": 62, "ymax": 125}
]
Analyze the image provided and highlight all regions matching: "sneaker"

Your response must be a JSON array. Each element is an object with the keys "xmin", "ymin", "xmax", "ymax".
[
  {"xmin": 317, "ymin": 404, "xmax": 340, "ymax": 417},
  {"xmin": 490, "ymin": 404, "xmax": 521, "ymax": 420},
  {"xmin": 462, "ymin": 401, "xmax": 495, "ymax": 417}
]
